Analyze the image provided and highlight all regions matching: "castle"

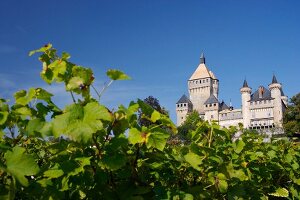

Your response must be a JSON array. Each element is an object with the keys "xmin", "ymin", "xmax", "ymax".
[{"xmin": 176, "ymin": 54, "xmax": 287, "ymax": 130}]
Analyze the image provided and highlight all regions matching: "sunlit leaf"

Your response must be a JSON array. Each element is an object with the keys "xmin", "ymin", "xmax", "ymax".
[
  {"xmin": 4, "ymin": 146, "xmax": 40, "ymax": 186},
  {"xmin": 106, "ymin": 69, "xmax": 131, "ymax": 80}
]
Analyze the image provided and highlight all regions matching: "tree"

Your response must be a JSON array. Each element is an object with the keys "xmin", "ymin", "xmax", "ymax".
[
  {"xmin": 283, "ymin": 93, "xmax": 300, "ymax": 135},
  {"xmin": 138, "ymin": 96, "xmax": 168, "ymax": 127}
]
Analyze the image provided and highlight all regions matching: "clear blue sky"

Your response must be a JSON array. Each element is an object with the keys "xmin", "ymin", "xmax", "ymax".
[{"xmin": 0, "ymin": 0, "xmax": 299, "ymax": 122}]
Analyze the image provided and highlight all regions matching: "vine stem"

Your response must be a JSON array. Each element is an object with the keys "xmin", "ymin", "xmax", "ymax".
[
  {"xmin": 208, "ymin": 126, "xmax": 213, "ymax": 148},
  {"xmin": 98, "ymin": 80, "xmax": 114, "ymax": 101},
  {"xmin": 70, "ymin": 91, "xmax": 76, "ymax": 103},
  {"xmin": 91, "ymin": 84, "xmax": 101, "ymax": 100}
]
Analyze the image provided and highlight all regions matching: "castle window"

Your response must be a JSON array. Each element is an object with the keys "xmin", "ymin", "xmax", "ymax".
[
  {"xmin": 250, "ymin": 102, "xmax": 253, "ymax": 105},
  {"xmin": 199, "ymin": 80, "xmax": 201, "ymax": 83},
  {"xmin": 209, "ymin": 104, "xmax": 212, "ymax": 107},
  {"xmin": 264, "ymin": 100, "xmax": 266, "ymax": 104},
  {"xmin": 206, "ymin": 105, "xmax": 208, "ymax": 107},
  {"xmin": 213, "ymin": 103, "xmax": 216, "ymax": 106},
  {"xmin": 196, "ymin": 81, "xmax": 198, "ymax": 84},
  {"xmin": 259, "ymin": 101, "xmax": 262, "ymax": 104},
  {"xmin": 211, "ymin": 115, "xmax": 213, "ymax": 119}
]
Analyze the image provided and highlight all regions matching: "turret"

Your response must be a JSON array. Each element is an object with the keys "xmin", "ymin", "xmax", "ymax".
[
  {"xmin": 269, "ymin": 75, "xmax": 283, "ymax": 127},
  {"xmin": 176, "ymin": 95, "xmax": 193, "ymax": 126},
  {"xmin": 203, "ymin": 94, "xmax": 219, "ymax": 122},
  {"xmin": 240, "ymin": 79, "xmax": 252, "ymax": 128}
]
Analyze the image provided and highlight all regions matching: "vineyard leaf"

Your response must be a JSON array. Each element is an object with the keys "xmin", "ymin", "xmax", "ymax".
[
  {"xmin": 234, "ymin": 139, "xmax": 245, "ymax": 154},
  {"xmin": 128, "ymin": 128, "xmax": 144, "ymax": 144},
  {"xmin": 268, "ymin": 188, "xmax": 289, "ymax": 197},
  {"xmin": 35, "ymin": 88, "xmax": 53, "ymax": 102},
  {"xmin": 29, "ymin": 43, "xmax": 52, "ymax": 56},
  {"xmin": 26, "ymin": 118, "xmax": 45, "ymax": 136},
  {"xmin": 150, "ymin": 110, "xmax": 161, "ymax": 122},
  {"xmin": 101, "ymin": 153, "xmax": 126, "ymax": 171},
  {"xmin": 184, "ymin": 152, "xmax": 203, "ymax": 171},
  {"xmin": 66, "ymin": 77, "xmax": 84, "ymax": 91},
  {"xmin": 14, "ymin": 89, "xmax": 35, "ymax": 106},
  {"xmin": 4, "ymin": 146, "xmax": 40, "ymax": 186},
  {"xmin": 106, "ymin": 69, "xmax": 131, "ymax": 80},
  {"xmin": 146, "ymin": 131, "xmax": 169, "ymax": 151},
  {"xmin": 44, "ymin": 169, "xmax": 64, "ymax": 179},
  {"xmin": 0, "ymin": 111, "xmax": 8, "ymax": 125},
  {"xmin": 218, "ymin": 180, "xmax": 228, "ymax": 193},
  {"xmin": 52, "ymin": 102, "xmax": 111, "ymax": 142}
]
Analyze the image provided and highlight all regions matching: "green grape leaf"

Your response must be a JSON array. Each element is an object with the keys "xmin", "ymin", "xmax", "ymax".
[
  {"xmin": 0, "ymin": 111, "xmax": 8, "ymax": 125},
  {"xmin": 14, "ymin": 89, "xmax": 36, "ymax": 106},
  {"xmin": 106, "ymin": 69, "xmax": 131, "ymax": 80},
  {"xmin": 44, "ymin": 169, "xmax": 64, "ymax": 179},
  {"xmin": 268, "ymin": 188, "xmax": 289, "ymax": 197},
  {"xmin": 47, "ymin": 60, "xmax": 67, "ymax": 82},
  {"xmin": 29, "ymin": 43, "xmax": 52, "ymax": 56},
  {"xmin": 146, "ymin": 130, "xmax": 169, "ymax": 151},
  {"xmin": 218, "ymin": 179, "xmax": 228, "ymax": 193},
  {"xmin": 35, "ymin": 88, "xmax": 53, "ymax": 102},
  {"xmin": 62, "ymin": 52, "xmax": 71, "ymax": 60},
  {"xmin": 234, "ymin": 139, "xmax": 245, "ymax": 154},
  {"xmin": 26, "ymin": 118, "xmax": 45, "ymax": 137},
  {"xmin": 72, "ymin": 66, "xmax": 94, "ymax": 85},
  {"xmin": 184, "ymin": 152, "xmax": 203, "ymax": 171},
  {"xmin": 150, "ymin": 110, "xmax": 161, "ymax": 122},
  {"xmin": 52, "ymin": 102, "xmax": 111, "ymax": 142},
  {"xmin": 40, "ymin": 66, "xmax": 54, "ymax": 84},
  {"xmin": 101, "ymin": 152, "xmax": 126, "ymax": 171},
  {"xmin": 15, "ymin": 106, "xmax": 32, "ymax": 117},
  {"xmin": 4, "ymin": 146, "xmax": 40, "ymax": 186},
  {"xmin": 66, "ymin": 77, "xmax": 84, "ymax": 91},
  {"xmin": 128, "ymin": 128, "xmax": 144, "ymax": 144}
]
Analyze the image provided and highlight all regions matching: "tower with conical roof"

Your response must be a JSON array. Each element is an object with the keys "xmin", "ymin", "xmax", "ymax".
[
  {"xmin": 240, "ymin": 79, "xmax": 252, "ymax": 128},
  {"xmin": 269, "ymin": 75, "xmax": 284, "ymax": 127},
  {"xmin": 188, "ymin": 53, "xmax": 219, "ymax": 116}
]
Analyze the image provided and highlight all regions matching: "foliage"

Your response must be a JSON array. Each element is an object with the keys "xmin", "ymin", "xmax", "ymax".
[
  {"xmin": 177, "ymin": 110, "xmax": 202, "ymax": 140},
  {"xmin": 283, "ymin": 93, "xmax": 300, "ymax": 135},
  {"xmin": 138, "ymin": 96, "xmax": 169, "ymax": 127},
  {"xmin": 1, "ymin": 44, "xmax": 300, "ymax": 199}
]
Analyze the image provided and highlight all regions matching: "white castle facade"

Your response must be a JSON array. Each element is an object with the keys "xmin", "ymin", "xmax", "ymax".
[{"xmin": 176, "ymin": 54, "xmax": 287, "ymax": 130}]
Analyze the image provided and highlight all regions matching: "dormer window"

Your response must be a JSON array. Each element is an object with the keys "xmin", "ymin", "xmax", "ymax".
[{"xmin": 258, "ymin": 86, "xmax": 264, "ymax": 98}]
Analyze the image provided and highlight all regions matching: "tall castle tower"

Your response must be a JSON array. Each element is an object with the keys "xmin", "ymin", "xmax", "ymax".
[
  {"xmin": 269, "ymin": 75, "xmax": 284, "ymax": 127},
  {"xmin": 188, "ymin": 53, "xmax": 219, "ymax": 116},
  {"xmin": 240, "ymin": 79, "xmax": 252, "ymax": 128}
]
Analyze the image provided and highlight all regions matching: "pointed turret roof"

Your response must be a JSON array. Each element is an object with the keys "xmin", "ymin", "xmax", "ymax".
[
  {"xmin": 272, "ymin": 74, "xmax": 278, "ymax": 84},
  {"xmin": 219, "ymin": 101, "xmax": 229, "ymax": 111},
  {"xmin": 176, "ymin": 94, "xmax": 192, "ymax": 104},
  {"xmin": 242, "ymin": 79, "xmax": 249, "ymax": 87},
  {"xmin": 189, "ymin": 53, "xmax": 215, "ymax": 80},
  {"xmin": 204, "ymin": 94, "xmax": 219, "ymax": 104}
]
